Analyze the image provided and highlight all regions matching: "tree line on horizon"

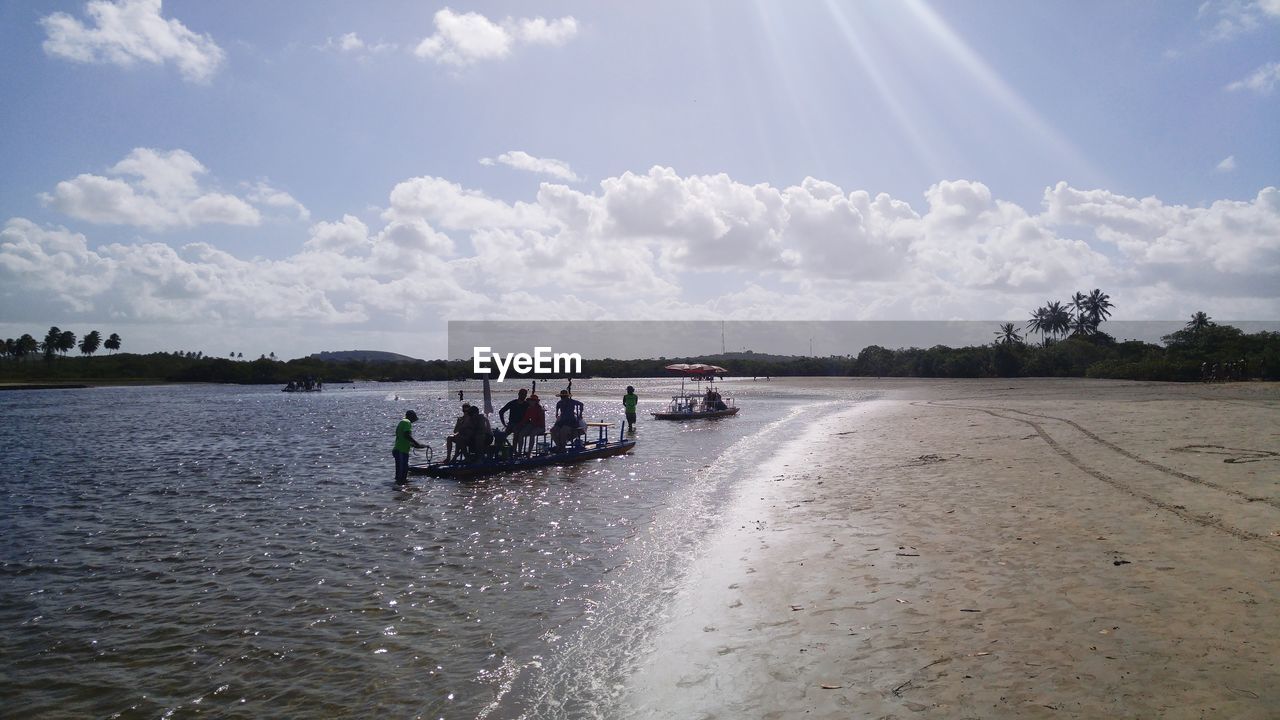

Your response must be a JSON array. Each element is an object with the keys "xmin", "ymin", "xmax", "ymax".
[
  {"xmin": 2, "ymin": 297, "xmax": 1276, "ymax": 383},
  {"xmin": 2, "ymin": 327, "xmax": 122, "ymax": 362}
]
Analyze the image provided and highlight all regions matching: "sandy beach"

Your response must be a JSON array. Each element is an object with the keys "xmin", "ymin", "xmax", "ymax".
[{"xmin": 626, "ymin": 378, "xmax": 1280, "ymax": 719}]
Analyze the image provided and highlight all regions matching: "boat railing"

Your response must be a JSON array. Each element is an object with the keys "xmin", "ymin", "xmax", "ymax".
[
  {"xmin": 664, "ymin": 392, "xmax": 734, "ymax": 414},
  {"xmin": 442, "ymin": 420, "xmax": 620, "ymax": 466},
  {"xmin": 584, "ymin": 421, "xmax": 612, "ymax": 448}
]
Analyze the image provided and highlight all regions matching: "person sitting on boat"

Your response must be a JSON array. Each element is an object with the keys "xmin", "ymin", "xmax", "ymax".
[
  {"xmin": 464, "ymin": 404, "xmax": 493, "ymax": 460},
  {"xmin": 393, "ymin": 410, "xmax": 427, "ymax": 486},
  {"xmin": 551, "ymin": 389, "xmax": 584, "ymax": 451},
  {"xmin": 516, "ymin": 394, "xmax": 546, "ymax": 455},
  {"xmin": 487, "ymin": 426, "xmax": 510, "ymax": 460},
  {"xmin": 444, "ymin": 403, "xmax": 472, "ymax": 463},
  {"xmin": 710, "ymin": 390, "xmax": 727, "ymax": 411}
]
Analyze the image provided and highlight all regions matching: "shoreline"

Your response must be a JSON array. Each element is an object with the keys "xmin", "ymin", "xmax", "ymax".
[{"xmin": 625, "ymin": 378, "xmax": 1280, "ymax": 718}]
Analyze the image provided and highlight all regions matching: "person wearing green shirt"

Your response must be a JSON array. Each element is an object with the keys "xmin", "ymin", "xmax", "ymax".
[
  {"xmin": 622, "ymin": 386, "xmax": 639, "ymax": 434},
  {"xmin": 393, "ymin": 410, "xmax": 426, "ymax": 485}
]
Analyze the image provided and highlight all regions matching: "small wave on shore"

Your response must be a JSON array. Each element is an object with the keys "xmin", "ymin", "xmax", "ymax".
[{"xmin": 486, "ymin": 393, "xmax": 871, "ymax": 719}]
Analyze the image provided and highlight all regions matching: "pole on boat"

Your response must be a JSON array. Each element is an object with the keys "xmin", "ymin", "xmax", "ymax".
[{"xmin": 482, "ymin": 377, "xmax": 493, "ymax": 415}]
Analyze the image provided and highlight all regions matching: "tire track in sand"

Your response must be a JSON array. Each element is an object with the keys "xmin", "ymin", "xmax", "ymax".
[
  {"xmin": 969, "ymin": 405, "xmax": 1280, "ymax": 512},
  {"xmin": 916, "ymin": 401, "xmax": 1280, "ymax": 551}
]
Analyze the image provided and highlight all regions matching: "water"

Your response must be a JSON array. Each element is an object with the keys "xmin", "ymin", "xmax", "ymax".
[{"xmin": 0, "ymin": 379, "xmax": 865, "ymax": 718}]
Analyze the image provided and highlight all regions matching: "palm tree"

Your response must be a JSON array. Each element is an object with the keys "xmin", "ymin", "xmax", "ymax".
[
  {"xmin": 994, "ymin": 322, "xmax": 1023, "ymax": 345},
  {"xmin": 42, "ymin": 326, "xmax": 62, "ymax": 359},
  {"xmin": 1026, "ymin": 307, "xmax": 1050, "ymax": 342},
  {"xmin": 16, "ymin": 334, "xmax": 38, "ymax": 361},
  {"xmin": 1029, "ymin": 302, "xmax": 1073, "ymax": 343},
  {"xmin": 1187, "ymin": 311, "xmax": 1213, "ymax": 331},
  {"xmin": 1071, "ymin": 291, "xmax": 1088, "ymax": 321},
  {"xmin": 1069, "ymin": 313, "xmax": 1094, "ymax": 336},
  {"xmin": 1083, "ymin": 289, "xmax": 1113, "ymax": 328},
  {"xmin": 58, "ymin": 330, "xmax": 75, "ymax": 357},
  {"xmin": 104, "ymin": 333, "xmax": 121, "ymax": 353},
  {"xmin": 79, "ymin": 330, "xmax": 102, "ymax": 356},
  {"xmin": 1044, "ymin": 301, "xmax": 1072, "ymax": 340}
]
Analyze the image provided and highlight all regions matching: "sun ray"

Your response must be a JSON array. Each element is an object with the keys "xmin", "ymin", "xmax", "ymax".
[
  {"xmin": 900, "ymin": 0, "xmax": 1106, "ymax": 186},
  {"xmin": 821, "ymin": 0, "xmax": 949, "ymax": 180}
]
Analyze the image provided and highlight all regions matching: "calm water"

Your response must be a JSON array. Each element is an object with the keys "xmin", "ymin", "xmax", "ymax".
[{"xmin": 0, "ymin": 379, "xmax": 865, "ymax": 719}]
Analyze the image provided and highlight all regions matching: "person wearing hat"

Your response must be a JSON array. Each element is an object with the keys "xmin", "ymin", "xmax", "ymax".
[
  {"xmin": 552, "ymin": 389, "xmax": 584, "ymax": 451},
  {"xmin": 393, "ymin": 409, "xmax": 426, "ymax": 485},
  {"xmin": 516, "ymin": 394, "xmax": 546, "ymax": 455}
]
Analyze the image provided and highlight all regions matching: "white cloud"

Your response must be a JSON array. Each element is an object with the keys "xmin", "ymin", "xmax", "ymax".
[
  {"xmin": 1043, "ymin": 182, "xmax": 1280, "ymax": 279},
  {"xmin": 304, "ymin": 214, "xmax": 370, "ymax": 253},
  {"xmin": 5, "ymin": 169, "xmax": 1278, "ymax": 353},
  {"xmin": 43, "ymin": 148, "xmax": 261, "ymax": 229},
  {"xmin": 384, "ymin": 176, "xmax": 550, "ymax": 230},
  {"xmin": 480, "ymin": 151, "xmax": 580, "ymax": 181},
  {"xmin": 1225, "ymin": 61, "xmax": 1280, "ymax": 94},
  {"xmin": 319, "ymin": 31, "xmax": 398, "ymax": 56},
  {"xmin": 1216, "ymin": 155, "xmax": 1237, "ymax": 173},
  {"xmin": 40, "ymin": 0, "xmax": 224, "ymax": 83},
  {"xmin": 247, "ymin": 181, "xmax": 310, "ymax": 221},
  {"xmin": 1201, "ymin": 0, "xmax": 1280, "ymax": 40},
  {"xmin": 414, "ymin": 8, "xmax": 578, "ymax": 66},
  {"xmin": 337, "ymin": 32, "xmax": 363, "ymax": 52},
  {"xmin": 515, "ymin": 16, "xmax": 579, "ymax": 46}
]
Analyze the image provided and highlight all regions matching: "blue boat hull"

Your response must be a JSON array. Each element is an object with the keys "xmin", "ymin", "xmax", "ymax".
[{"xmin": 409, "ymin": 439, "xmax": 636, "ymax": 479}]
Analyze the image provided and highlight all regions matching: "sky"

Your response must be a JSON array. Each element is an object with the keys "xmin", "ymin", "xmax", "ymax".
[{"xmin": 0, "ymin": 0, "xmax": 1277, "ymax": 360}]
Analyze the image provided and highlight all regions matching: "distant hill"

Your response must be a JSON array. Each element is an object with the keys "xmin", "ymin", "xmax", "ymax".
[
  {"xmin": 307, "ymin": 350, "xmax": 422, "ymax": 363},
  {"xmin": 701, "ymin": 350, "xmax": 802, "ymax": 363}
]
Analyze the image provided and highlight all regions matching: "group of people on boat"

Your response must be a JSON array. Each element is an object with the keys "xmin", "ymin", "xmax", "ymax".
[
  {"xmin": 283, "ymin": 376, "xmax": 322, "ymax": 392},
  {"xmin": 391, "ymin": 385, "xmax": 644, "ymax": 484},
  {"xmin": 438, "ymin": 388, "xmax": 593, "ymax": 464},
  {"xmin": 702, "ymin": 387, "xmax": 727, "ymax": 411}
]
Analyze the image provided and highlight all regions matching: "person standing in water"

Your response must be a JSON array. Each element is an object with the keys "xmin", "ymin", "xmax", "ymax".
[
  {"xmin": 622, "ymin": 386, "xmax": 639, "ymax": 434},
  {"xmin": 393, "ymin": 410, "xmax": 426, "ymax": 486}
]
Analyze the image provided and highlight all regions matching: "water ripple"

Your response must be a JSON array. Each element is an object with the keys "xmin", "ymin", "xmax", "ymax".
[{"xmin": 0, "ymin": 380, "xmax": 847, "ymax": 718}]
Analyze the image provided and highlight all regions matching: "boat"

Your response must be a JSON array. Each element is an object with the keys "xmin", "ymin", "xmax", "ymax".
[
  {"xmin": 409, "ymin": 421, "xmax": 635, "ymax": 479},
  {"xmin": 651, "ymin": 363, "xmax": 740, "ymax": 420}
]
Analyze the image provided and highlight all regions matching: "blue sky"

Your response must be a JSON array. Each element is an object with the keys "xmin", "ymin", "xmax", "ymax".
[{"xmin": 1, "ymin": 0, "xmax": 1277, "ymax": 358}]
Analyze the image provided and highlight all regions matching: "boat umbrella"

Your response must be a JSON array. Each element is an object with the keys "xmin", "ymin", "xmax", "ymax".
[{"xmin": 664, "ymin": 363, "xmax": 728, "ymax": 379}]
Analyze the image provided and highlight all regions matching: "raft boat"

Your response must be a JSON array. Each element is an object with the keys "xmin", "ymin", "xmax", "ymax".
[
  {"xmin": 409, "ymin": 421, "xmax": 635, "ymax": 479},
  {"xmin": 651, "ymin": 363, "xmax": 740, "ymax": 420}
]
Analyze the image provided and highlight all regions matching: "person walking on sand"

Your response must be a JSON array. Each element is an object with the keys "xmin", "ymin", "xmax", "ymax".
[
  {"xmin": 622, "ymin": 386, "xmax": 639, "ymax": 434},
  {"xmin": 393, "ymin": 410, "xmax": 426, "ymax": 486}
]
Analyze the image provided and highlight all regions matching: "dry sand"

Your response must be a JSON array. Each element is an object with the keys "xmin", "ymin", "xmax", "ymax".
[{"xmin": 625, "ymin": 378, "xmax": 1280, "ymax": 719}]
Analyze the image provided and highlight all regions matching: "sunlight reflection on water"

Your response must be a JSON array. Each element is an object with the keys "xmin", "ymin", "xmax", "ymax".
[{"xmin": 0, "ymin": 379, "xmax": 863, "ymax": 718}]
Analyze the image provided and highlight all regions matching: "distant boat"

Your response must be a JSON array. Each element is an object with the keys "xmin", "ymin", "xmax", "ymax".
[
  {"xmin": 651, "ymin": 363, "xmax": 740, "ymax": 420},
  {"xmin": 410, "ymin": 422, "xmax": 634, "ymax": 479}
]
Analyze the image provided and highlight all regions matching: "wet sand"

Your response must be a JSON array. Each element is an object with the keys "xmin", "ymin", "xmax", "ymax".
[{"xmin": 626, "ymin": 378, "xmax": 1280, "ymax": 719}]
